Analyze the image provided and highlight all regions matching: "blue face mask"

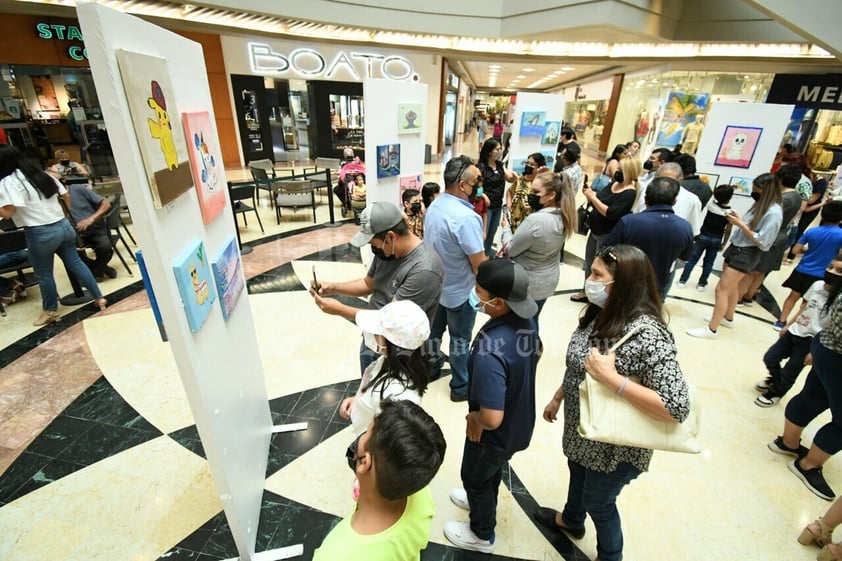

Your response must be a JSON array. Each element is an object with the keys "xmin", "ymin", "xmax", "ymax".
[
  {"xmin": 475, "ymin": 187, "xmax": 484, "ymax": 198},
  {"xmin": 469, "ymin": 288, "xmax": 497, "ymax": 313}
]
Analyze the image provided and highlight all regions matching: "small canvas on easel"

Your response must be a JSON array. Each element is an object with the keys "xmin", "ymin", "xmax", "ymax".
[
  {"xmin": 116, "ymin": 50, "xmax": 193, "ymax": 208},
  {"xmin": 183, "ymin": 111, "xmax": 226, "ymax": 224},
  {"xmin": 173, "ymin": 240, "xmax": 215, "ymax": 333}
]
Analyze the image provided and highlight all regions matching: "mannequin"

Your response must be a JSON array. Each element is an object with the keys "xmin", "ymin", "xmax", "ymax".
[{"xmin": 680, "ymin": 115, "xmax": 705, "ymax": 155}]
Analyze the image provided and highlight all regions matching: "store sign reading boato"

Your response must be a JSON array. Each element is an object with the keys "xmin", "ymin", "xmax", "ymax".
[{"xmin": 248, "ymin": 43, "xmax": 419, "ymax": 82}]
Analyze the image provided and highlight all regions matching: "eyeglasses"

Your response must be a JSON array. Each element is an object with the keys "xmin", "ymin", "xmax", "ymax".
[{"xmin": 452, "ymin": 156, "xmax": 475, "ymax": 185}]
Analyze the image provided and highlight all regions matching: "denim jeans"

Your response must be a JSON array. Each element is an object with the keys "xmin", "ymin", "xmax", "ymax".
[
  {"xmin": 0, "ymin": 249, "xmax": 27, "ymax": 269},
  {"xmin": 358, "ymin": 337, "xmax": 378, "ymax": 376},
  {"xmin": 785, "ymin": 337, "xmax": 842, "ymax": 455},
  {"xmin": 484, "ymin": 206, "xmax": 503, "ymax": 257},
  {"xmin": 460, "ymin": 439, "xmax": 511, "ymax": 541},
  {"xmin": 429, "ymin": 299, "xmax": 476, "ymax": 395},
  {"xmin": 764, "ymin": 331, "xmax": 813, "ymax": 397},
  {"xmin": 24, "ymin": 219, "xmax": 103, "ymax": 311},
  {"xmin": 562, "ymin": 459, "xmax": 641, "ymax": 561},
  {"xmin": 679, "ymin": 234, "xmax": 721, "ymax": 286}
]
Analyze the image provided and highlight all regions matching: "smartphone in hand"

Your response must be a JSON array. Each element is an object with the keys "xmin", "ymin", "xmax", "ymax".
[{"xmin": 312, "ymin": 266, "xmax": 320, "ymax": 292}]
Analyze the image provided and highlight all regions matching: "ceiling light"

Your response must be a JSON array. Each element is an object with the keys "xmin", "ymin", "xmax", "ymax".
[
  {"xmin": 561, "ymin": 67, "xmax": 574, "ymax": 71},
  {"xmin": 517, "ymin": 74, "xmax": 526, "ymax": 79},
  {"xmin": 523, "ymin": 67, "xmax": 535, "ymax": 72}
]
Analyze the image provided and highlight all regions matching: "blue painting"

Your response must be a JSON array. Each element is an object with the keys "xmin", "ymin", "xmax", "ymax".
[
  {"xmin": 376, "ymin": 144, "xmax": 401, "ymax": 178},
  {"xmin": 655, "ymin": 92, "xmax": 710, "ymax": 148},
  {"xmin": 212, "ymin": 237, "xmax": 245, "ymax": 322},
  {"xmin": 520, "ymin": 111, "xmax": 546, "ymax": 137},
  {"xmin": 173, "ymin": 240, "xmax": 215, "ymax": 333}
]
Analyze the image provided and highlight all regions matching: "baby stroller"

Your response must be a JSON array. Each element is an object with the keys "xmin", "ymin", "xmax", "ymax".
[{"xmin": 336, "ymin": 160, "xmax": 367, "ymax": 220}]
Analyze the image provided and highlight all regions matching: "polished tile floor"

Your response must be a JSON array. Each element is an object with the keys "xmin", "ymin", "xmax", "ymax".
[{"xmin": 0, "ymin": 136, "xmax": 837, "ymax": 561}]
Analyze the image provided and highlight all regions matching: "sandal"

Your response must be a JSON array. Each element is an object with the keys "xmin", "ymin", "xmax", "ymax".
[
  {"xmin": 570, "ymin": 292, "xmax": 589, "ymax": 303},
  {"xmin": 95, "ymin": 298, "xmax": 107, "ymax": 312},
  {"xmin": 819, "ymin": 543, "xmax": 842, "ymax": 561},
  {"xmin": 800, "ymin": 517, "xmax": 835, "ymax": 547}
]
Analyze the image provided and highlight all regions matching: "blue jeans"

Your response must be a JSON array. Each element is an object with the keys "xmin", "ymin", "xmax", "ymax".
[
  {"xmin": 24, "ymin": 219, "xmax": 103, "ymax": 311},
  {"xmin": 484, "ymin": 206, "xmax": 503, "ymax": 257},
  {"xmin": 0, "ymin": 249, "xmax": 27, "ymax": 269},
  {"xmin": 358, "ymin": 337, "xmax": 378, "ymax": 375},
  {"xmin": 562, "ymin": 459, "xmax": 641, "ymax": 561},
  {"xmin": 679, "ymin": 234, "xmax": 721, "ymax": 287},
  {"xmin": 429, "ymin": 299, "xmax": 476, "ymax": 396},
  {"xmin": 460, "ymin": 439, "xmax": 511, "ymax": 541},
  {"xmin": 764, "ymin": 331, "xmax": 813, "ymax": 397},
  {"xmin": 785, "ymin": 337, "xmax": 842, "ymax": 454}
]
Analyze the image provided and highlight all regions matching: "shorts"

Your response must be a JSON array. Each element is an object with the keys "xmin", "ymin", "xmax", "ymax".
[
  {"xmin": 754, "ymin": 236, "xmax": 788, "ymax": 274},
  {"xmin": 782, "ymin": 268, "xmax": 823, "ymax": 294},
  {"xmin": 723, "ymin": 244, "xmax": 762, "ymax": 274}
]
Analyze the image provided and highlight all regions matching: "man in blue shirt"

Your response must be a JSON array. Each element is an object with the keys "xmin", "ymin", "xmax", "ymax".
[
  {"xmin": 443, "ymin": 258, "xmax": 540, "ymax": 553},
  {"xmin": 602, "ymin": 176, "xmax": 694, "ymax": 299},
  {"xmin": 424, "ymin": 156, "xmax": 486, "ymax": 401}
]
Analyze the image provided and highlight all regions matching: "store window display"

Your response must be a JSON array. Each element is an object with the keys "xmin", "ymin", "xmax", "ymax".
[{"xmin": 680, "ymin": 115, "xmax": 705, "ymax": 156}]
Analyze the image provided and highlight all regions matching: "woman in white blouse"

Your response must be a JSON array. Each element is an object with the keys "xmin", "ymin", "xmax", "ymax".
[{"xmin": 0, "ymin": 146, "xmax": 105, "ymax": 326}]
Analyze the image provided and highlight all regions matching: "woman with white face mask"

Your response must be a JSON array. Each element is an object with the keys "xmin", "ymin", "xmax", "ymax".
[{"xmin": 537, "ymin": 244, "xmax": 691, "ymax": 561}]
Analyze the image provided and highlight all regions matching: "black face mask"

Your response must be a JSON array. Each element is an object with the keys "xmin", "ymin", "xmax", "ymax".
[
  {"xmin": 613, "ymin": 170, "xmax": 624, "ymax": 184},
  {"xmin": 345, "ymin": 432, "xmax": 364, "ymax": 472},
  {"xmin": 751, "ymin": 191, "xmax": 761, "ymax": 201},
  {"xmin": 825, "ymin": 271, "xmax": 842, "ymax": 288},
  {"xmin": 643, "ymin": 160, "xmax": 654, "ymax": 171},
  {"xmin": 527, "ymin": 193, "xmax": 543, "ymax": 211},
  {"xmin": 371, "ymin": 235, "xmax": 396, "ymax": 261},
  {"xmin": 60, "ymin": 159, "xmax": 70, "ymax": 167},
  {"xmin": 410, "ymin": 202, "xmax": 422, "ymax": 214},
  {"xmin": 523, "ymin": 164, "xmax": 534, "ymax": 175}
]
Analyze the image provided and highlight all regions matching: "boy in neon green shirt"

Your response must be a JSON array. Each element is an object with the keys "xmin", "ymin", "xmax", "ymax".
[{"xmin": 313, "ymin": 400, "xmax": 446, "ymax": 560}]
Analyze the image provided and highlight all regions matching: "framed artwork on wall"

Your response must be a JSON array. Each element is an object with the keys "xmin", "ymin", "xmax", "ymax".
[
  {"xmin": 30, "ymin": 75, "xmax": 59, "ymax": 111},
  {"xmin": 715, "ymin": 125, "xmax": 763, "ymax": 169},
  {"xmin": 212, "ymin": 237, "xmax": 245, "ymax": 322},
  {"xmin": 520, "ymin": 111, "xmax": 546, "ymax": 137},
  {"xmin": 116, "ymin": 49, "xmax": 193, "ymax": 208},
  {"xmin": 182, "ymin": 111, "xmax": 226, "ymax": 224},
  {"xmin": 542, "ymin": 121, "xmax": 560, "ymax": 145},
  {"xmin": 397, "ymin": 103, "xmax": 423, "ymax": 134},
  {"xmin": 376, "ymin": 144, "xmax": 401, "ymax": 178},
  {"xmin": 173, "ymin": 240, "xmax": 216, "ymax": 333},
  {"xmin": 728, "ymin": 176, "xmax": 754, "ymax": 197},
  {"xmin": 655, "ymin": 91, "xmax": 709, "ymax": 147},
  {"xmin": 697, "ymin": 173, "xmax": 720, "ymax": 187}
]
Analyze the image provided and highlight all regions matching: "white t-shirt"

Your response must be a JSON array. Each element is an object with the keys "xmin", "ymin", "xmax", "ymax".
[
  {"xmin": 0, "ymin": 170, "xmax": 66, "ymax": 227},
  {"xmin": 351, "ymin": 356, "xmax": 422, "ymax": 436},
  {"xmin": 790, "ymin": 281, "xmax": 830, "ymax": 338}
]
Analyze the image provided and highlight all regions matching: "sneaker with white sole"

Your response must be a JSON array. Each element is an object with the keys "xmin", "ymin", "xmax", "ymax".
[
  {"xmin": 443, "ymin": 520, "xmax": 496, "ymax": 553},
  {"xmin": 677, "ymin": 281, "xmax": 687, "ymax": 288},
  {"xmin": 755, "ymin": 392, "xmax": 781, "ymax": 407},
  {"xmin": 687, "ymin": 326, "xmax": 717, "ymax": 339},
  {"xmin": 789, "ymin": 458, "xmax": 836, "ymax": 501},
  {"xmin": 773, "ymin": 321, "xmax": 785, "ymax": 332},
  {"xmin": 696, "ymin": 284, "xmax": 706, "ymax": 292},
  {"xmin": 755, "ymin": 378, "xmax": 773, "ymax": 392},
  {"xmin": 704, "ymin": 315, "xmax": 735, "ymax": 328},
  {"xmin": 768, "ymin": 436, "xmax": 808, "ymax": 458},
  {"xmin": 449, "ymin": 488, "xmax": 470, "ymax": 511}
]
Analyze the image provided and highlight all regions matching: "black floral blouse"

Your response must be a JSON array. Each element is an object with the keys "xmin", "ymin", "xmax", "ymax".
[{"xmin": 561, "ymin": 315, "xmax": 691, "ymax": 473}]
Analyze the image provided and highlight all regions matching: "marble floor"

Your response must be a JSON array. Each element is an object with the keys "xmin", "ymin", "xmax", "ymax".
[{"xmin": 0, "ymin": 139, "xmax": 837, "ymax": 561}]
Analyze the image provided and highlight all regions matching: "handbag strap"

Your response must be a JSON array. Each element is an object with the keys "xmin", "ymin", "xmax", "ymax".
[{"xmin": 607, "ymin": 323, "xmax": 660, "ymax": 353}]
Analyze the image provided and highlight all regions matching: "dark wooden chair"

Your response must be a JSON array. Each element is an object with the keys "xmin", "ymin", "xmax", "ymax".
[
  {"xmin": 104, "ymin": 193, "xmax": 135, "ymax": 275},
  {"xmin": 0, "ymin": 227, "xmax": 35, "ymax": 317},
  {"xmin": 228, "ymin": 181, "xmax": 265, "ymax": 233}
]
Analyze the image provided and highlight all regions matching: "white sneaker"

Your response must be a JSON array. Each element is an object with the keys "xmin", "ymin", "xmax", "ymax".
[
  {"xmin": 696, "ymin": 284, "xmax": 706, "ymax": 292},
  {"xmin": 705, "ymin": 315, "xmax": 735, "ymax": 329},
  {"xmin": 450, "ymin": 488, "xmax": 470, "ymax": 511},
  {"xmin": 677, "ymin": 281, "xmax": 687, "ymax": 288},
  {"xmin": 687, "ymin": 326, "xmax": 717, "ymax": 339},
  {"xmin": 443, "ymin": 520, "xmax": 495, "ymax": 553}
]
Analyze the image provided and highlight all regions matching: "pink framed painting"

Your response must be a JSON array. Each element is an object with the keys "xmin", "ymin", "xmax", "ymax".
[
  {"xmin": 182, "ymin": 111, "xmax": 226, "ymax": 224},
  {"xmin": 714, "ymin": 125, "xmax": 763, "ymax": 169}
]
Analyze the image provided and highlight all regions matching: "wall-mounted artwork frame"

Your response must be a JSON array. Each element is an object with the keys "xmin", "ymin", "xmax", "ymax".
[
  {"xmin": 520, "ymin": 111, "xmax": 546, "ymax": 137},
  {"xmin": 173, "ymin": 240, "xmax": 215, "ymax": 333},
  {"xmin": 697, "ymin": 172, "xmax": 720, "ymax": 187},
  {"xmin": 182, "ymin": 110, "xmax": 226, "ymax": 224},
  {"xmin": 542, "ymin": 121, "xmax": 560, "ymax": 145},
  {"xmin": 715, "ymin": 125, "xmax": 763, "ymax": 169},
  {"xmin": 212, "ymin": 237, "xmax": 245, "ymax": 322},
  {"xmin": 728, "ymin": 176, "xmax": 754, "ymax": 197},
  {"xmin": 397, "ymin": 103, "xmax": 423, "ymax": 134},
  {"xmin": 376, "ymin": 144, "xmax": 401, "ymax": 178}
]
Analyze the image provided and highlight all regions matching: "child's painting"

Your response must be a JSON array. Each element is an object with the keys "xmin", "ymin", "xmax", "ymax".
[
  {"xmin": 729, "ymin": 176, "xmax": 755, "ymax": 197},
  {"xmin": 510, "ymin": 157, "xmax": 528, "ymax": 174},
  {"xmin": 520, "ymin": 111, "xmax": 546, "ymax": 137},
  {"xmin": 136, "ymin": 250, "xmax": 167, "ymax": 342},
  {"xmin": 655, "ymin": 92, "xmax": 710, "ymax": 147},
  {"xmin": 182, "ymin": 111, "xmax": 226, "ymax": 224},
  {"xmin": 715, "ymin": 125, "xmax": 763, "ymax": 169},
  {"xmin": 697, "ymin": 173, "xmax": 720, "ymax": 187},
  {"xmin": 117, "ymin": 50, "xmax": 193, "ymax": 209},
  {"xmin": 542, "ymin": 121, "xmax": 560, "ymax": 145},
  {"xmin": 173, "ymin": 240, "xmax": 215, "ymax": 333},
  {"xmin": 212, "ymin": 237, "xmax": 245, "ymax": 322},
  {"xmin": 377, "ymin": 144, "xmax": 401, "ymax": 178},
  {"xmin": 399, "ymin": 174, "xmax": 423, "ymax": 206},
  {"xmin": 397, "ymin": 103, "xmax": 423, "ymax": 134}
]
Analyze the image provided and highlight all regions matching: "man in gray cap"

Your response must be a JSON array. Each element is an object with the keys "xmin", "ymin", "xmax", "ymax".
[
  {"xmin": 310, "ymin": 201, "xmax": 443, "ymax": 373},
  {"xmin": 443, "ymin": 258, "xmax": 541, "ymax": 554}
]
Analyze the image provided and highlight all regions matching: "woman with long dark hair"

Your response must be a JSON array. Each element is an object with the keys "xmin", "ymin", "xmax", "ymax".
[
  {"xmin": 506, "ymin": 152, "xmax": 546, "ymax": 233},
  {"xmin": 687, "ymin": 172, "xmax": 783, "ymax": 338},
  {"xmin": 478, "ymin": 138, "xmax": 518, "ymax": 257},
  {"xmin": 340, "ymin": 300, "xmax": 432, "ymax": 436},
  {"xmin": 538, "ymin": 244, "xmax": 690, "ymax": 561},
  {"xmin": 0, "ymin": 146, "xmax": 106, "ymax": 326}
]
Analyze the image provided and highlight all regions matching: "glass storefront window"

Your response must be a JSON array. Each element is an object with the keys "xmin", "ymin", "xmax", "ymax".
[{"xmin": 330, "ymin": 93, "xmax": 364, "ymax": 151}]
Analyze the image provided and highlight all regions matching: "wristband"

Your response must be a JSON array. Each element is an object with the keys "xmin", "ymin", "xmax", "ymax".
[{"xmin": 616, "ymin": 377, "xmax": 630, "ymax": 395}]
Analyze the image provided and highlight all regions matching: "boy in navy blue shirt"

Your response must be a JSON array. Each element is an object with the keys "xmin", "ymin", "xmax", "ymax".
[
  {"xmin": 443, "ymin": 259, "xmax": 540, "ymax": 554},
  {"xmin": 776, "ymin": 201, "xmax": 842, "ymax": 330},
  {"xmin": 678, "ymin": 185, "xmax": 734, "ymax": 291}
]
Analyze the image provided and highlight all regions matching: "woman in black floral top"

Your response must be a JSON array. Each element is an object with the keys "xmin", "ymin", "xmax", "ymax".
[{"xmin": 536, "ymin": 244, "xmax": 690, "ymax": 561}]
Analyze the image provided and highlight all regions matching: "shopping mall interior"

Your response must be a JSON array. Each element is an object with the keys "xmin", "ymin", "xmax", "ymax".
[{"xmin": 1, "ymin": 1, "xmax": 842, "ymax": 560}]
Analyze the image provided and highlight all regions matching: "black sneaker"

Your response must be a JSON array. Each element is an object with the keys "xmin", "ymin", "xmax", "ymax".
[
  {"xmin": 755, "ymin": 392, "xmax": 781, "ymax": 408},
  {"xmin": 790, "ymin": 459, "xmax": 836, "ymax": 501},
  {"xmin": 104, "ymin": 266, "xmax": 118, "ymax": 279},
  {"xmin": 755, "ymin": 377, "xmax": 774, "ymax": 392},
  {"xmin": 768, "ymin": 436, "xmax": 808, "ymax": 458}
]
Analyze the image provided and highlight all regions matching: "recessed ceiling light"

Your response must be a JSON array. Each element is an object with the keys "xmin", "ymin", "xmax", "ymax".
[
  {"xmin": 561, "ymin": 66, "xmax": 573, "ymax": 71},
  {"xmin": 517, "ymin": 74, "xmax": 526, "ymax": 79},
  {"xmin": 523, "ymin": 67, "xmax": 535, "ymax": 72}
]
